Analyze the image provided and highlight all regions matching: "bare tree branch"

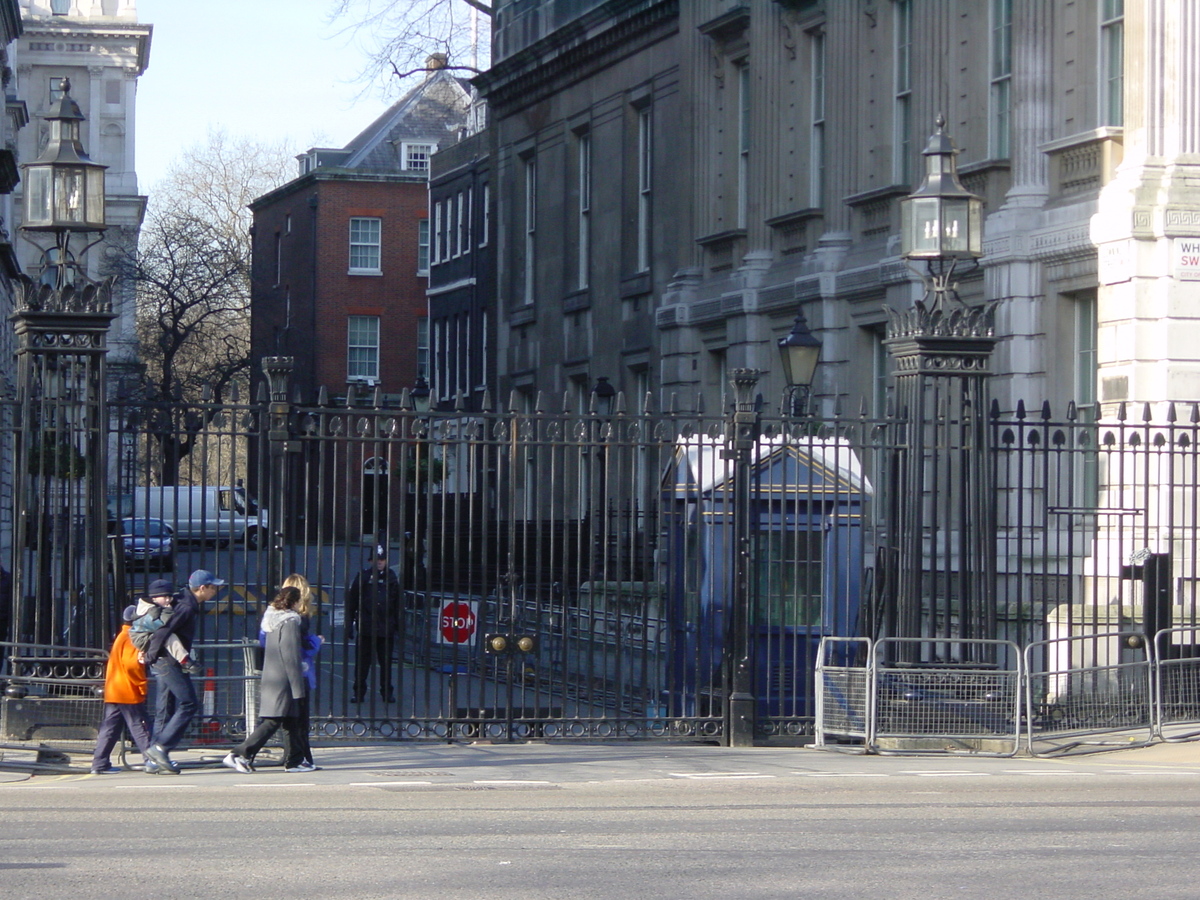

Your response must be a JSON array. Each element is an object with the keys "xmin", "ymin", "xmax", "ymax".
[
  {"xmin": 330, "ymin": 0, "xmax": 492, "ymax": 92},
  {"xmin": 119, "ymin": 133, "xmax": 295, "ymax": 481}
]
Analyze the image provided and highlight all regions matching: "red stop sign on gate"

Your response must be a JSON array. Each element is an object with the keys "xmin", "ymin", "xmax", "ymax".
[{"xmin": 439, "ymin": 601, "xmax": 477, "ymax": 644}]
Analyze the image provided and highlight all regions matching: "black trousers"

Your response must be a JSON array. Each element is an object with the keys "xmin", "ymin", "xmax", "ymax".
[
  {"xmin": 236, "ymin": 711, "xmax": 308, "ymax": 768},
  {"xmin": 353, "ymin": 633, "xmax": 394, "ymax": 698}
]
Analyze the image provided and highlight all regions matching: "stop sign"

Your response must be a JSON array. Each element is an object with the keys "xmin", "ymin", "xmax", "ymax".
[{"xmin": 439, "ymin": 600, "xmax": 478, "ymax": 644}]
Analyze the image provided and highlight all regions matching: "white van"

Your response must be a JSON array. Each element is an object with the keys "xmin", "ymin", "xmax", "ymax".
[{"xmin": 128, "ymin": 486, "xmax": 267, "ymax": 547}]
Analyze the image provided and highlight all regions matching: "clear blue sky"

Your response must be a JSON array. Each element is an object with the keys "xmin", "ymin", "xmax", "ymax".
[{"xmin": 135, "ymin": 0, "xmax": 390, "ymax": 189}]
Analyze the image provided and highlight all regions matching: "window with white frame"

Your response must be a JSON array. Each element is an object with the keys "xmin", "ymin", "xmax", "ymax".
[
  {"xmin": 433, "ymin": 202, "xmax": 443, "ymax": 264},
  {"xmin": 417, "ymin": 218, "xmax": 430, "ymax": 275},
  {"xmin": 810, "ymin": 30, "xmax": 826, "ymax": 207},
  {"xmin": 347, "ymin": 315, "xmax": 380, "ymax": 382},
  {"xmin": 348, "ymin": 218, "xmax": 382, "ymax": 274},
  {"xmin": 893, "ymin": 0, "xmax": 913, "ymax": 185},
  {"xmin": 637, "ymin": 107, "xmax": 652, "ymax": 273},
  {"xmin": 990, "ymin": 0, "xmax": 1013, "ymax": 159},
  {"xmin": 417, "ymin": 317, "xmax": 429, "ymax": 381},
  {"xmin": 462, "ymin": 188, "xmax": 472, "ymax": 256},
  {"xmin": 1101, "ymin": 0, "xmax": 1124, "ymax": 126},
  {"xmin": 737, "ymin": 63, "xmax": 750, "ymax": 230},
  {"xmin": 523, "ymin": 155, "xmax": 536, "ymax": 304},
  {"xmin": 49, "ymin": 76, "xmax": 67, "ymax": 103},
  {"xmin": 449, "ymin": 193, "xmax": 459, "ymax": 258},
  {"xmin": 455, "ymin": 192, "xmax": 465, "ymax": 257},
  {"xmin": 480, "ymin": 183, "xmax": 490, "ymax": 247},
  {"xmin": 402, "ymin": 142, "xmax": 435, "ymax": 173},
  {"xmin": 1074, "ymin": 291, "xmax": 1098, "ymax": 411},
  {"xmin": 577, "ymin": 132, "xmax": 591, "ymax": 290}
]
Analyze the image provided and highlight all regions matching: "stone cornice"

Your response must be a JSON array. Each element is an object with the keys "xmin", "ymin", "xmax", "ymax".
[{"xmin": 477, "ymin": 0, "xmax": 678, "ymax": 111}]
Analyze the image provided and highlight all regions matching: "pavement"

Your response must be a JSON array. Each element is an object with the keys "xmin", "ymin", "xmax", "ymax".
[{"xmin": 3, "ymin": 733, "xmax": 1200, "ymax": 787}]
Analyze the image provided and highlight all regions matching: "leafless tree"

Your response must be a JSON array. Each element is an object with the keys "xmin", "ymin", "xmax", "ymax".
[
  {"xmin": 118, "ymin": 131, "xmax": 295, "ymax": 482},
  {"xmin": 330, "ymin": 0, "xmax": 492, "ymax": 86}
]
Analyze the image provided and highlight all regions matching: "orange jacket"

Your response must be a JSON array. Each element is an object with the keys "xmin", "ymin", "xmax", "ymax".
[{"xmin": 103, "ymin": 625, "xmax": 148, "ymax": 705}]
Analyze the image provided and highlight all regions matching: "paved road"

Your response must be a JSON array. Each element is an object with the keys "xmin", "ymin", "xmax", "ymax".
[{"xmin": 2, "ymin": 740, "xmax": 1199, "ymax": 899}]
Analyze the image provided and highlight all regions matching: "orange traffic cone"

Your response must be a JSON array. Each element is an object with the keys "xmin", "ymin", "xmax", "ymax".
[{"xmin": 198, "ymin": 668, "xmax": 221, "ymax": 743}]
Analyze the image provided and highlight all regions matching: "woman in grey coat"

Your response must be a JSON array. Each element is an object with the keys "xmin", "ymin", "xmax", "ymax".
[{"xmin": 223, "ymin": 586, "xmax": 308, "ymax": 773}]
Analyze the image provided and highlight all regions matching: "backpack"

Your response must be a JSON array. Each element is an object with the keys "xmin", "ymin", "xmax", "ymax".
[{"xmin": 128, "ymin": 604, "xmax": 172, "ymax": 652}]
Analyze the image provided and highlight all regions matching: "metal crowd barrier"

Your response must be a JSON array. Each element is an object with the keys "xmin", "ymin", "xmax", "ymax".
[
  {"xmin": 0, "ymin": 638, "xmax": 261, "ymax": 748},
  {"xmin": 1024, "ymin": 632, "xmax": 1154, "ymax": 757},
  {"xmin": 0, "ymin": 641, "xmax": 107, "ymax": 743},
  {"xmin": 813, "ymin": 637, "xmax": 872, "ymax": 752},
  {"xmin": 1154, "ymin": 627, "xmax": 1200, "ymax": 743},
  {"xmin": 814, "ymin": 634, "xmax": 1166, "ymax": 757},
  {"xmin": 871, "ymin": 638, "xmax": 1023, "ymax": 757}
]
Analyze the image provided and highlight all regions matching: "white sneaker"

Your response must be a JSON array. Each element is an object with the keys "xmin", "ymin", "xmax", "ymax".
[
  {"xmin": 285, "ymin": 761, "xmax": 321, "ymax": 773},
  {"xmin": 222, "ymin": 752, "xmax": 253, "ymax": 774}
]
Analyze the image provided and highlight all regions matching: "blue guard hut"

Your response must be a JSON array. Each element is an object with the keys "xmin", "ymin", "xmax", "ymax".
[{"xmin": 661, "ymin": 432, "xmax": 870, "ymax": 729}]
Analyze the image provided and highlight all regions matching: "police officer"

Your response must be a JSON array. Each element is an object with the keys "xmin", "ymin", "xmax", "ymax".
[{"xmin": 346, "ymin": 545, "xmax": 401, "ymax": 703}]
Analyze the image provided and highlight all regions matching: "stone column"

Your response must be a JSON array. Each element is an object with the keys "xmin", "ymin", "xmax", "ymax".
[{"xmin": 1092, "ymin": 0, "xmax": 1200, "ymax": 409}]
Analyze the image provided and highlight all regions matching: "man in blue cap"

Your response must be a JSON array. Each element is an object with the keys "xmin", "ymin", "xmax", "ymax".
[{"xmin": 143, "ymin": 569, "xmax": 225, "ymax": 774}]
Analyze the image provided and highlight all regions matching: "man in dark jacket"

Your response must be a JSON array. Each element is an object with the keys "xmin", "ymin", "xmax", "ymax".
[
  {"xmin": 143, "ymin": 569, "xmax": 224, "ymax": 774},
  {"xmin": 346, "ymin": 545, "xmax": 401, "ymax": 703}
]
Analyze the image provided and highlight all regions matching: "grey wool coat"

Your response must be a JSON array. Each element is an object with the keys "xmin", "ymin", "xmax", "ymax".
[{"xmin": 258, "ymin": 607, "xmax": 307, "ymax": 718}]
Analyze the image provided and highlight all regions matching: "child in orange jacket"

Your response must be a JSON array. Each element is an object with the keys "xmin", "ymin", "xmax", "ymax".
[{"xmin": 90, "ymin": 605, "xmax": 160, "ymax": 775}]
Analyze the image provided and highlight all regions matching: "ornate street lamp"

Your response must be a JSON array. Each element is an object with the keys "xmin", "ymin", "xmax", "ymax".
[
  {"xmin": 21, "ymin": 78, "xmax": 107, "ymax": 289},
  {"xmin": 591, "ymin": 376, "xmax": 616, "ymax": 417},
  {"xmin": 777, "ymin": 308, "xmax": 821, "ymax": 416},
  {"xmin": 899, "ymin": 114, "xmax": 983, "ymax": 306},
  {"xmin": 410, "ymin": 376, "xmax": 432, "ymax": 414},
  {"xmin": 13, "ymin": 79, "xmax": 114, "ymax": 647}
]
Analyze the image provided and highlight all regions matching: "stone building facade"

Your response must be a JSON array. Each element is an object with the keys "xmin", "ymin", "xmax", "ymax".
[{"xmin": 476, "ymin": 0, "xmax": 1194, "ymax": 426}]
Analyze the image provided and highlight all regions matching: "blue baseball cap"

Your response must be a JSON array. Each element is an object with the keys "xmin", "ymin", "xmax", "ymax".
[{"xmin": 188, "ymin": 569, "xmax": 226, "ymax": 589}]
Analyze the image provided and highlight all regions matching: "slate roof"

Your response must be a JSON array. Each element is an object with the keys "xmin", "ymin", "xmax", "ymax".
[{"xmin": 337, "ymin": 70, "xmax": 474, "ymax": 173}]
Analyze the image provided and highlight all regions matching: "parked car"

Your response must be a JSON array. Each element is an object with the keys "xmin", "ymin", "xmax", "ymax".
[{"xmin": 119, "ymin": 517, "xmax": 175, "ymax": 571}]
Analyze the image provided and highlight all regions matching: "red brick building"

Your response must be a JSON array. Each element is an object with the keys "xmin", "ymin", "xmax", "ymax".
[{"xmin": 250, "ymin": 67, "xmax": 473, "ymax": 403}]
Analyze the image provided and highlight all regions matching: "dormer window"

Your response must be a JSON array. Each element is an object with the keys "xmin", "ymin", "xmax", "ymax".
[{"xmin": 402, "ymin": 142, "xmax": 436, "ymax": 173}]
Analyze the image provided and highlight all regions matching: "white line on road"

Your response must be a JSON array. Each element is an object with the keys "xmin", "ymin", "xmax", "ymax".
[
  {"xmin": 474, "ymin": 780, "xmax": 552, "ymax": 785},
  {"xmin": 349, "ymin": 781, "xmax": 434, "ymax": 786},
  {"xmin": 798, "ymin": 772, "xmax": 890, "ymax": 777},
  {"xmin": 669, "ymin": 773, "xmax": 775, "ymax": 780}
]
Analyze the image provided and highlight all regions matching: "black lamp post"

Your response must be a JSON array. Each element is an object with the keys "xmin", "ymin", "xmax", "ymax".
[
  {"xmin": 886, "ymin": 117, "xmax": 997, "ymax": 654},
  {"xmin": 21, "ymin": 78, "xmax": 108, "ymax": 289},
  {"xmin": 13, "ymin": 78, "xmax": 113, "ymax": 647},
  {"xmin": 899, "ymin": 114, "xmax": 983, "ymax": 306},
  {"xmin": 778, "ymin": 308, "xmax": 821, "ymax": 416},
  {"xmin": 726, "ymin": 367, "xmax": 762, "ymax": 747}
]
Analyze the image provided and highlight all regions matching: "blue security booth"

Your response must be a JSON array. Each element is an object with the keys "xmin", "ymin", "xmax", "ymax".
[{"xmin": 662, "ymin": 434, "xmax": 869, "ymax": 724}]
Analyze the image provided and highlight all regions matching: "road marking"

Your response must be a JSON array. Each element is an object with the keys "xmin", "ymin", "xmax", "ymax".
[
  {"xmin": 474, "ymin": 780, "xmax": 552, "ymax": 785},
  {"xmin": 239, "ymin": 782, "xmax": 318, "ymax": 787},
  {"xmin": 904, "ymin": 771, "xmax": 978, "ymax": 777},
  {"xmin": 798, "ymin": 772, "xmax": 889, "ymax": 777},
  {"xmin": 1002, "ymin": 770, "xmax": 1095, "ymax": 776},
  {"xmin": 113, "ymin": 783, "xmax": 199, "ymax": 789},
  {"xmin": 669, "ymin": 772, "xmax": 775, "ymax": 780},
  {"xmin": 349, "ymin": 781, "xmax": 433, "ymax": 786}
]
